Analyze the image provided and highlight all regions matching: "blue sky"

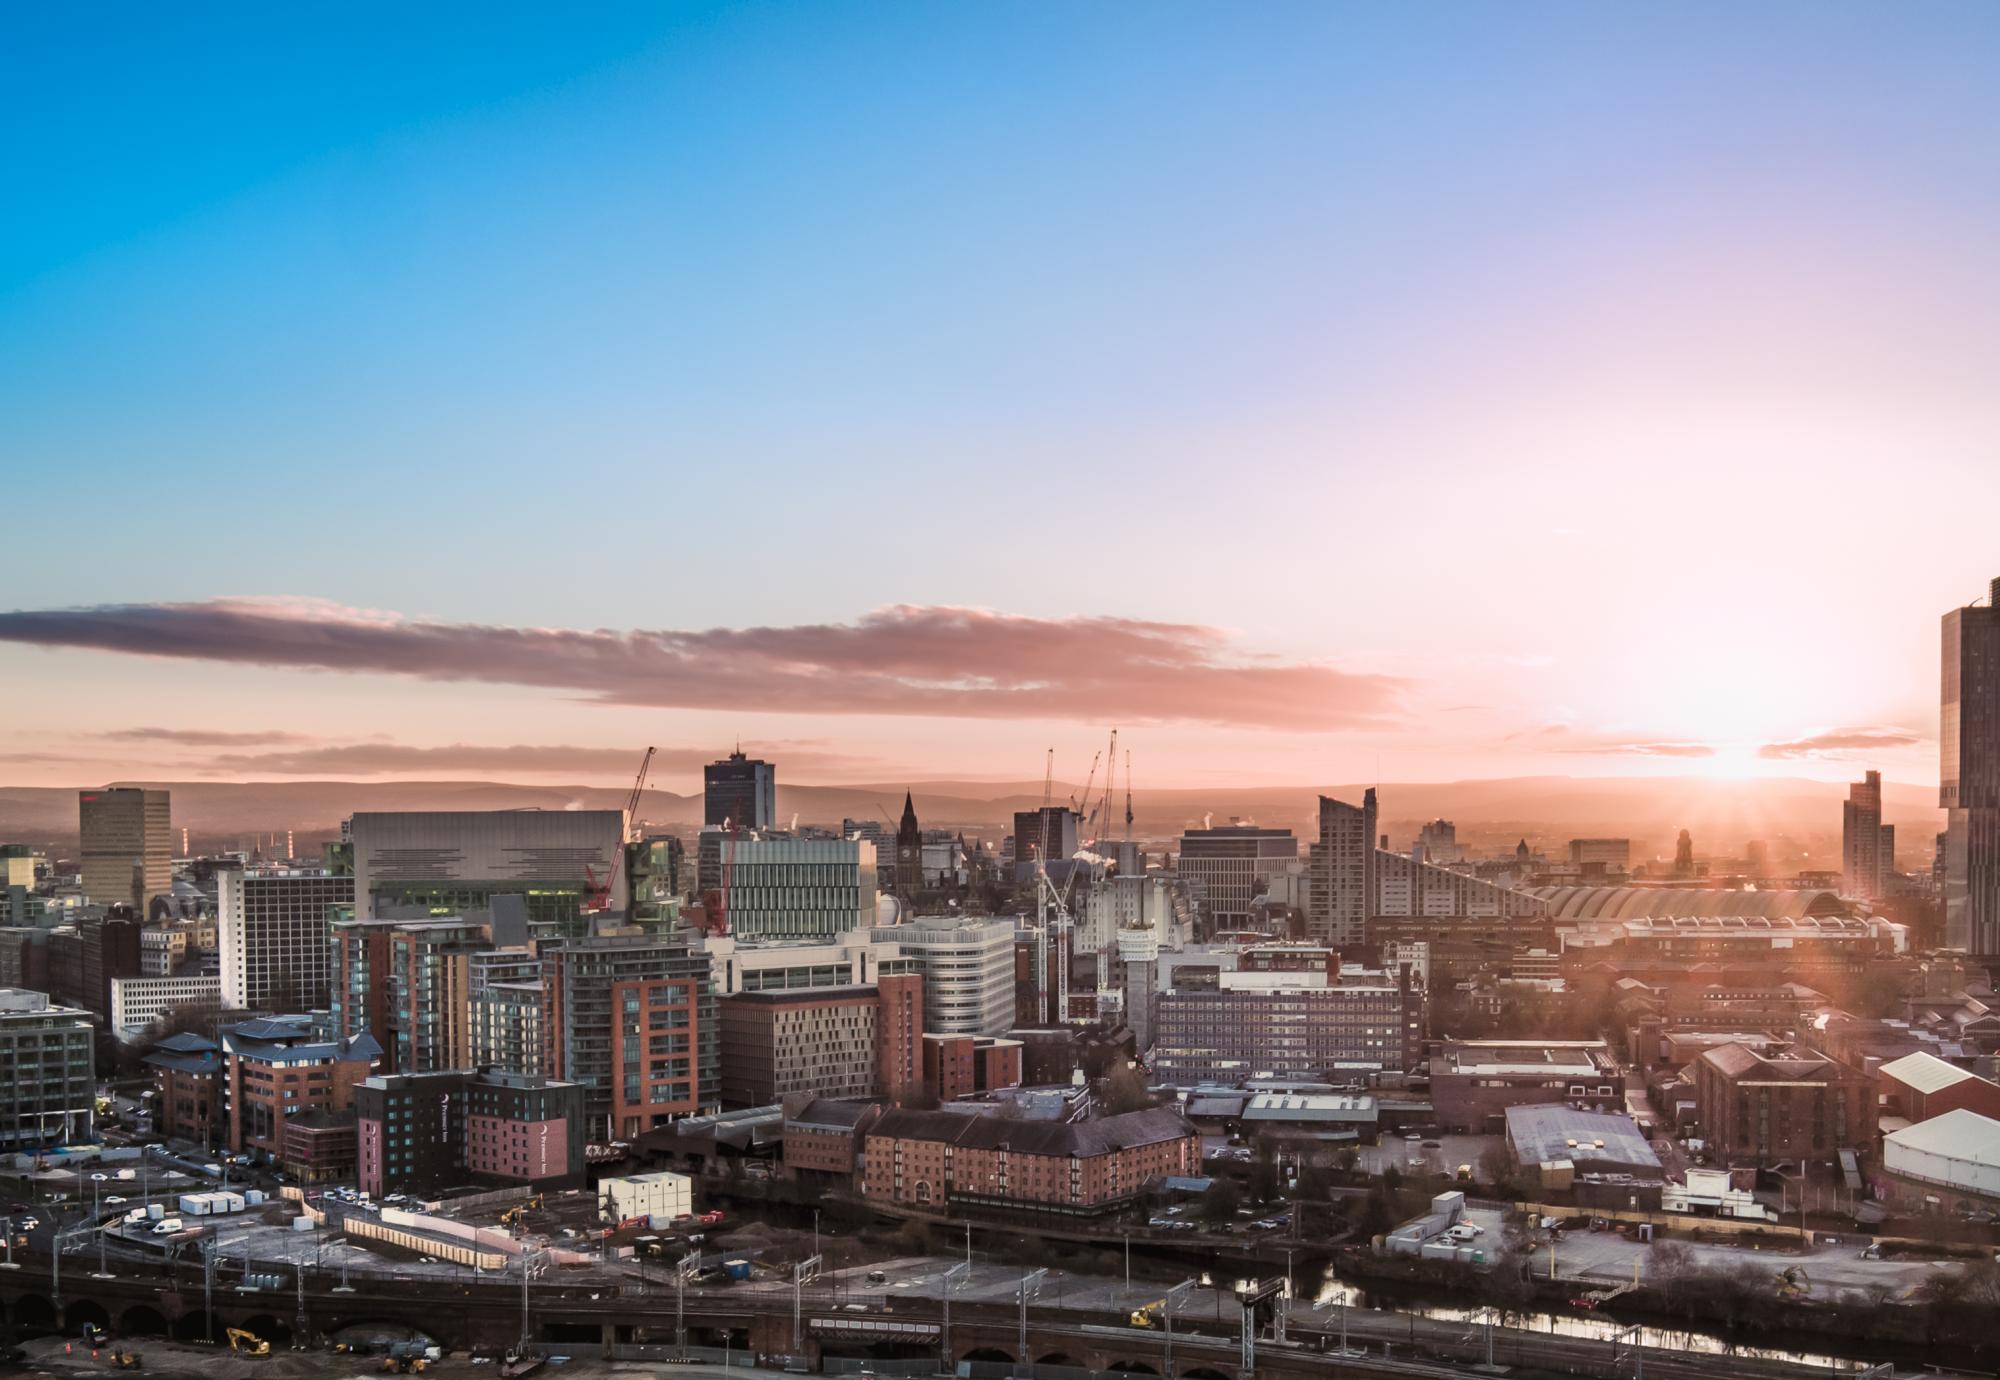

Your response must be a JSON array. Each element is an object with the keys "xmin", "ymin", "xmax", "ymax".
[{"xmin": 6, "ymin": 4, "xmax": 2000, "ymax": 787}]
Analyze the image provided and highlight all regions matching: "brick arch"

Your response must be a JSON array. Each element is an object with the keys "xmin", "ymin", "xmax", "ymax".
[{"xmin": 120, "ymin": 1304, "xmax": 171, "ymax": 1337}]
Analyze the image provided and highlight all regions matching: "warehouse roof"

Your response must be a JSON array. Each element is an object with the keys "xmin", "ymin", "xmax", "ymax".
[
  {"xmin": 1529, "ymin": 886, "xmax": 1848, "ymax": 921},
  {"xmin": 1243, "ymin": 1093, "xmax": 1378, "ymax": 1125},
  {"xmin": 1879, "ymin": 1050, "xmax": 1981, "ymax": 1096},
  {"xmin": 1885, "ymin": 1108, "xmax": 2000, "ymax": 1169}
]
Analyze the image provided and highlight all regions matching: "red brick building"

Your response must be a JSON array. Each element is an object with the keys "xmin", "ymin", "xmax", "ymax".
[
  {"xmin": 281, "ymin": 1110, "xmax": 358, "ymax": 1184},
  {"xmin": 219, "ymin": 1016, "xmax": 382, "ymax": 1160},
  {"xmin": 875, "ymin": 973, "xmax": 924, "ymax": 1103},
  {"xmin": 922, "ymin": 1033, "xmax": 1024, "ymax": 1102},
  {"xmin": 862, "ymin": 1104, "xmax": 1199, "ymax": 1217},
  {"xmin": 142, "ymin": 1032, "xmax": 222, "ymax": 1145},
  {"xmin": 1877, "ymin": 1050, "xmax": 2000, "ymax": 1124},
  {"xmin": 781, "ymin": 1095, "xmax": 884, "ymax": 1183},
  {"xmin": 1692, "ymin": 1042, "xmax": 1870, "ymax": 1167}
]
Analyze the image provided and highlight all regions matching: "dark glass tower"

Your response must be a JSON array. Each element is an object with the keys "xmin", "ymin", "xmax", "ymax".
[
  {"xmin": 1941, "ymin": 577, "xmax": 2000, "ymax": 956},
  {"xmin": 703, "ymin": 750, "xmax": 776, "ymax": 831}
]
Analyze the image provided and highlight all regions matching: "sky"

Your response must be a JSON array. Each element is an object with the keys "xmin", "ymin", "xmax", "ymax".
[{"xmin": 4, "ymin": 2, "xmax": 2000, "ymax": 793}]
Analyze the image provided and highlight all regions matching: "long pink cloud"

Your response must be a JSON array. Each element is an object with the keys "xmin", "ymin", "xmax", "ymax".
[
  {"xmin": 0, "ymin": 599, "xmax": 1404, "ymax": 730},
  {"xmin": 201, "ymin": 741, "xmax": 863, "ymax": 777}
]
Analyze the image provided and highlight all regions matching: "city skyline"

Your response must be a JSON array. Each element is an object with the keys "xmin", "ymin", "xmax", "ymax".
[{"xmin": 9, "ymin": 5, "xmax": 2000, "ymax": 788}]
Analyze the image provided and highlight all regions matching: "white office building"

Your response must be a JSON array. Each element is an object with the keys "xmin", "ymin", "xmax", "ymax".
[
  {"xmin": 876, "ymin": 916, "xmax": 1015, "ymax": 1037},
  {"xmin": 218, "ymin": 868, "xmax": 355, "ymax": 1010},
  {"xmin": 111, "ymin": 973, "xmax": 223, "ymax": 1038}
]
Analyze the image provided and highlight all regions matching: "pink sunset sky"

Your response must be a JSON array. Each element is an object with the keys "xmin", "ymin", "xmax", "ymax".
[{"xmin": 4, "ymin": 6, "xmax": 1999, "ymax": 793}]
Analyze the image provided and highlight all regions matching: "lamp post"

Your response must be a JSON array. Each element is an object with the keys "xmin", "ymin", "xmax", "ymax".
[{"xmin": 1014, "ymin": 1267, "xmax": 1047, "ymax": 1380}]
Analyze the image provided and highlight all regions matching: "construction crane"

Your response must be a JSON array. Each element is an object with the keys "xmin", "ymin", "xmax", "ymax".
[{"xmin": 623, "ymin": 746, "xmax": 656, "ymax": 842}]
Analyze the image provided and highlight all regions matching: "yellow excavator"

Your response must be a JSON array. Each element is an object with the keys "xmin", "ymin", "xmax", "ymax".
[
  {"xmin": 1129, "ymin": 1298, "xmax": 1165, "ymax": 1329},
  {"xmin": 109, "ymin": 1351, "xmax": 142, "ymax": 1371},
  {"xmin": 226, "ymin": 1328, "xmax": 271, "ymax": 1357},
  {"xmin": 1775, "ymin": 1265, "xmax": 1811, "ymax": 1299},
  {"xmin": 499, "ymin": 1194, "xmax": 545, "ymax": 1229}
]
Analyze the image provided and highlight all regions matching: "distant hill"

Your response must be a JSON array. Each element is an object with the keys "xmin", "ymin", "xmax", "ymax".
[{"xmin": 0, "ymin": 774, "xmax": 1941, "ymax": 864}]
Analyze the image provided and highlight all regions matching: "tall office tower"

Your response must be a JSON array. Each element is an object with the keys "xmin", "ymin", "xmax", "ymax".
[
  {"xmin": 1175, "ymin": 826, "xmax": 1298, "ymax": 928},
  {"xmin": 704, "ymin": 750, "xmax": 776, "ymax": 831},
  {"xmin": 1011, "ymin": 806, "xmax": 1081, "ymax": 872},
  {"xmin": 1307, "ymin": 790, "xmax": 1376, "ymax": 946},
  {"xmin": 1842, "ymin": 770, "xmax": 1895, "ymax": 902},
  {"xmin": 78, "ymin": 787, "xmax": 171, "ymax": 913},
  {"xmin": 1942, "ymin": 576, "xmax": 2000, "ymax": 955},
  {"xmin": 218, "ymin": 867, "xmax": 355, "ymax": 1011}
]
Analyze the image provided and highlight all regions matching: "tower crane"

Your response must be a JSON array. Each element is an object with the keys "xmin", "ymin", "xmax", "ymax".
[{"xmin": 623, "ymin": 746, "xmax": 656, "ymax": 842}]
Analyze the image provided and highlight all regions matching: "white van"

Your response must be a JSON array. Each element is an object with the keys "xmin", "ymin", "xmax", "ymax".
[{"xmin": 152, "ymin": 1217, "xmax": 185, "ymax": 1235}]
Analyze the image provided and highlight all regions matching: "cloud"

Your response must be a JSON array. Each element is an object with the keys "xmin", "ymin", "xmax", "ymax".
[
  {"xmin": 0, "ymin": 599, "xmax": 1405, "ymax": 730},
  {"xmin": 1568, "ymin": 740, "xmax": 1717, "ymax": 759},
  {"xmin": 1757, "ymin": 727, "xmax": 1925, "ymax": 761},
  {"xmin": 101, "ymin": 727, "xmax": 314, "ymax": 747},
  {"xmin": 203, "ymin": 741, "xmax": 863, "ymax": 778},
  {"xmin": 1514, "ymin": 724, "xmax": 1715, "ymax": 758}
]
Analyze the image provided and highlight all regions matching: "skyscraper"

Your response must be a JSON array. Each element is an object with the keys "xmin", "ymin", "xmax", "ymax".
[
  {"xmin": 78, "ymin": 787, "xmax": 171, "ymax": 913},
  {"xmin": 1307, "ymin": 790, "xmax": 1376, "ymax": 946},
  {"xmin": 1941, "ymin": 577, "xmax": 2000, "ymax": 955},
  {"xmin": 704, "ymin": 750, "xmax": 776, "ymax": 831},
  {"xmin": 1842, "ymin": 770, "xmax": 1895, "ymax": 902}
]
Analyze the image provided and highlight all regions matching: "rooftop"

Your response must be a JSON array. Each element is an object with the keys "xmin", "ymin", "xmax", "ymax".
[
  {"xmin": 1439, "ymin": 1040, "xmax": 1610, "ymax": 1077},
  {"xmin": 1531, "ymin": 886, "xmax": 1850, "ymax": 922},
  {"xmin": 869, "ymin": 1103, "xmax": 1196, "ymax": 1158},
  {"xmin": 1506, "ymin": 1104, "xmax": 1662, "ymax": 1176},
  {"xmin": 1885, "ymin": 1108, "xmax": 2000, "ymax": 1169},
  {"xmin": 1879, "ymin": 1050, "xmax": 1985, "ymax": 1096}
]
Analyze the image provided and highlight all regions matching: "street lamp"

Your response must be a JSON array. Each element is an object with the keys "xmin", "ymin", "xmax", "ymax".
[{"xmin": 1014, "ymin": 1267, "xmax": 1048, "ymax": 1380}]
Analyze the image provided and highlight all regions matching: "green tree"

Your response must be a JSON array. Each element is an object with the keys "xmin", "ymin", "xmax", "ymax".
[
  {"xmin": 1198, "ymin": 1179, "xmax": 1242, "ymax": 1225},
  {"xmin": 1099, "ymin": 1064, "xmax": 1159, "ymax": 1115}
]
